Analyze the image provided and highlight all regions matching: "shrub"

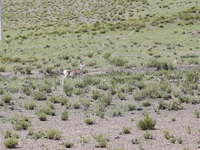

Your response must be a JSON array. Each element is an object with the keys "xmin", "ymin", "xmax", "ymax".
[
  {"xmin": 72, "ymin": 102, "xmax": 81, "ymax": 109},
  {"xmin": 186, "ymin": 125, "xmax": 192, "ymax": 134},
  {"xmin": 84, "ymin": 116, "xmax": 95, "ymax": 125},
  {"xmin": 59, "ymin": 97, "xmax": 68, "ymax": 105},
  {"xmin": 4, "ymin": 138, "xmax": 18, "ymax": 148},
  {"xmin": 95, "ymin": 102, "xmax": 105, "ymax": 118},
  {"xmin": 61, "ymin": 111, "xmax": 69, "ymax": 120},
  {"xmin": 33, "ymin": 91, "xmax": 47, "ymax": 100},
  {"xmin": 93, "ymin": 133, "xmax": 109, "ymax": 148},
  {"xmin": 98, "ymin": 82, "xmax": 109, "ymax": 91},
  {"xmin": 64, "ymin": 141, "xmax": 74, "ymax": 148},
  {"xmin": 142, "ymin": 100, "xmax": 151, "ymax": 107},
  {"xmin": 147, "ymin": 59, "xmax": 174, "ymax": 70},
  {"xmin": 25, "ymin": 66, "xmax": 32, "ymax": 74},
  {"xmin": 100, "ymin": 93, "xmax": 112, "ymax": 105},
  {"xmin": 0, "ymin": 66, "xmax": 6, "ymax": 72},
  {"xmin": 22, "ymin": 87, "xmax": 31, "ymax": 96},
  {"xmin": 92, "ymin": 90, "xmax": 102, "ymax": 100},
  {"xmin": 38, "ymin": 112, "xmax": 47, "ymax": 121},
  {"xmin": 195, "ymin": 110, "xmax": 200, "ymax": 118},
  {"xmin": 1, "ymin": 56, "xmax": 13, "ymax": 64},
  {"xmin": 63, "ymin": 85, "xmax": 73, "ymax": 96},
  {"xmin": 170, "ymin": 137, "xmax": 176, "ymax": 144},
  {"xmin": 126, "ymin": 104, "xmax": 136, "ymax": 111},
  {"xmin": 74, "ymin": 88, "xmax": 82, "ymax": 95},
  {"xmin": 177, "ymin": 137, "xmax": 183, "ymax": 144},
  {"xmin": 24, "ymin": 100, "xmax": 36, "ymax": 110},
  {"xmin": 4, "ymin": 130, "xmax": 18, "ymax": 139},
  {"xmin": 137, "ymin": 113, "xmax": 156, "ymax": 130},
  {"xmin": 123, "ymin": 127, "xmax": 131, "ymax": 134},
  {"xmin": 87, "ymin": 52, "xmax": 94, "ymax": 58},
  {"xmin": 103, "ymin": 52, "xmax": 111, "ymax": 59},
  {"xmin": 11, "ymin": 114, "xmax": 31, "ymax": 131},
  {"xmin": 163, "ymin": 129, "xmax": 171, "ymax": 140},
  {"xmin": 143, "ymin": 130, "xmax": 153, "ymax": 139},
  {"xmin": 2, "ymin": 93, "xmax": 12, "ymax": 103},
  {"xmin": 109, "ymin": 57, "xmax": 128, "ymax": 66},
  {"xmin": 43, "ymin": 128, "xmax": 62, "ymax": 140},
  {"xmin": 81, "ymin": 99, "xmax": 91, "ymax": 109},
  {"xmin": 38, "ymin": 84, "xmax": 52, "ymax": 93},
  {"xmin": 50, "ymin": 96, "xmax": 59, "ymax": 103}
]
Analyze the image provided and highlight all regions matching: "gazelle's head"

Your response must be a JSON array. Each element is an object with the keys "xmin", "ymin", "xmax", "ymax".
[{"xmin": 80, "ymin": 63, "xmax": 85, "ymax": 67}]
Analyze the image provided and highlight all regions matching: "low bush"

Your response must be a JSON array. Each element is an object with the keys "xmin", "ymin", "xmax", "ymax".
[
  {"xmin": 43, "ymin": 128, "xmax": 62, "ymax": 140},
  {"xmin": 137, "ymin": 113, "xmax": 156, "ymax": 130},
  {"xmin": 61, "ymin": 111, "xmax": 69, "ymax": 120},
  {"xmin": 11, "ymin": 114, "xmax": 31, "ymax": 131},
  {"xmin": 93, "ymin": 133, "xmax": 109, "ymax": 148},
  {"xmin": 4, "ymin": 138, "xmax": 18, "ymax": 148}
]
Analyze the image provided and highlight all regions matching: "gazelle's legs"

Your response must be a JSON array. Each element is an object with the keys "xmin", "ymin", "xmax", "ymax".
[{"xmin": 61, "ymin": 75, "xmax": 67, "ymax": 85}]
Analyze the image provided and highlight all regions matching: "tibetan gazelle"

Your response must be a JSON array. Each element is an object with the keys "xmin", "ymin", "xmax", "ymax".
[{"xmin": 61, "ymin": 61, "xmax": 85, "ymax": 85}]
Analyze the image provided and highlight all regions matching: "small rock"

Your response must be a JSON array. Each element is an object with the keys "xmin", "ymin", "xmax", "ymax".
[
  {"xmin": 115, "ymin": 136, "xmax": 120, "ymax": 139},
  {"xmin": 137, "ymin": 107, "xmax": 143, "ymax": 111}
]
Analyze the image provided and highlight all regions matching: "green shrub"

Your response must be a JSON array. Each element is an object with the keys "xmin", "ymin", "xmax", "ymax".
[
  {"xmin": 87, "ymin": 52, "xmax": 94, "ymax": 58},
  {"xmin": 2, "ymin": 93, "xmax": 12, "ymax": 103},
  {"xmin": 109, "ymin": 57, "xmax": 128, "ymax": 66},
  {"xmin": 33, "ymin": 91, "xmax": 47, "ymax": 100},
  {"xmin": 24, "ymin": 100, "xmax": 36, "ymax": 110},
  {"xmin": 22, "ymin": 87, "xmax": 31, "ymax": 96},
  {"xmin": 11, "ymin": 114, "xmax": 31, "ymax": 131},
  {"xmin": 50, "ymin": 96, "xmax": 59, "ymax": 103},
  {"xmin": 84, "ymin": 116, "xmax": 95, "ymax": 125},
  {"xmin": 142, "ymin": 100, "xmax": 151, "ymax": 107},
  {"xmin": 63, "ymin": 85, "xmax": 73, "ymax": 96},
  {"xmin": 92, "ymin": 90, "xmax": 102, "ymax": 100},
  {"xmin": 147, "ymin": 59, "xmax": 174, "ymax": 70},
  {"xmin": 123, "ymin": 126, "xmax": 131, "ymax": 134},
  {"xmin": 1, "ymin": 56, "xmax": 13, "ymax": 64},
  {"xmin": 103, "ymin": 52, "xmax": 111, "ymax": 59},
  {"xmin": 163, "ymin": 129, "xmax": 171, "ymax": 140},
  {"xmin": 95, "ymin": 102, "xmax": 105, "ymax": 118},
  {"xmin": 64, "ymin": 141, "xmax": 74, "ymax": 148},
  {"xmin": 98, "ymin": 82, "xmax": 109, "ymax": 91},
  {"xmin": 38, "ymin": 85, "xmax": 52, "ymax": 93},
  {"xmin": 93, "ymin": 133, "xmax": 109, "ymax": 148},
  {"xmin": 43, "ymin": 128, "xmax": 62, "ymax": 140},
  {"xmin": 126, "ymin": 104, "xmax": 136, "ymax": 111},
  {"xmin": 61, "ymin": 111, "xmax": 69, "ymax": 120},
  {"xmin": 74, "ymin": 88, "xmax": 82, "ymax": 95},
  {"xmin": 59, "ymin": 97, "xmax": 68, "ymax": 105},
  {"xmin": 117, "ymin": 92, "xmax": 127, "ymax": 100},
  {"xmin": 143, "ymin": 130, "xmax": 153, "ymax": 139},
  {"xmin": 137, "ymin": 113, "xmax": 156, "ymax": 130},
  {"xmin": 38, "ymin": 112, "xmax": 47, "ymax": 121},
  {"xmin": 195, "ymin": 110, "xmax": 200, "ymax": 118},
  {"xmin": 4, "ymin": 138, "xmax": 18, "ymax": 148},
  {"xmin": 25, "ymin": 66, "xmax": 32, "ymax": 74},
  {"xmin": 170, "ymin": 137, "xmax": 176, "ymax": 144},
  {"xmin": 100, "ymin": 93, "xmax": 112, "ymax": 105},
  {"xmin": 72, "ymin": 102, "xmax": 81, "ymax": 109},
  {"xmin": 177, "ymin": 137, "xmax": 183, "ymax": 144},
  {"xmin": 0, "ymin": 66, "xmax": 6, "ymax": 72}
]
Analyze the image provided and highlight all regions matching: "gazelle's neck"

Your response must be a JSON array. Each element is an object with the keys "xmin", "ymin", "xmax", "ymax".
[{"xmin": 80, "ymin": 64, "xmax": 84, "ymax": 70}]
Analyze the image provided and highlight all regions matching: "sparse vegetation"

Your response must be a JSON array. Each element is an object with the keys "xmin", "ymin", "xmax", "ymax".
[
  {"xmin": 1, "ymin": 0, "xmax": 200, "ymax": 149},
  {"xmin": 4, "ymin": 138, "xmax": 18, "ymax": 148},
  {"xmin": 137, "ymin": 113, "xmax": 156, "ymax": 130}
]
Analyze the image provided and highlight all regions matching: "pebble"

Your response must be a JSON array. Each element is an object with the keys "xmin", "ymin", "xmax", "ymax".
[{"xmin": 115, "ymin": 136, "xmax": 120, "ymax": 139}]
